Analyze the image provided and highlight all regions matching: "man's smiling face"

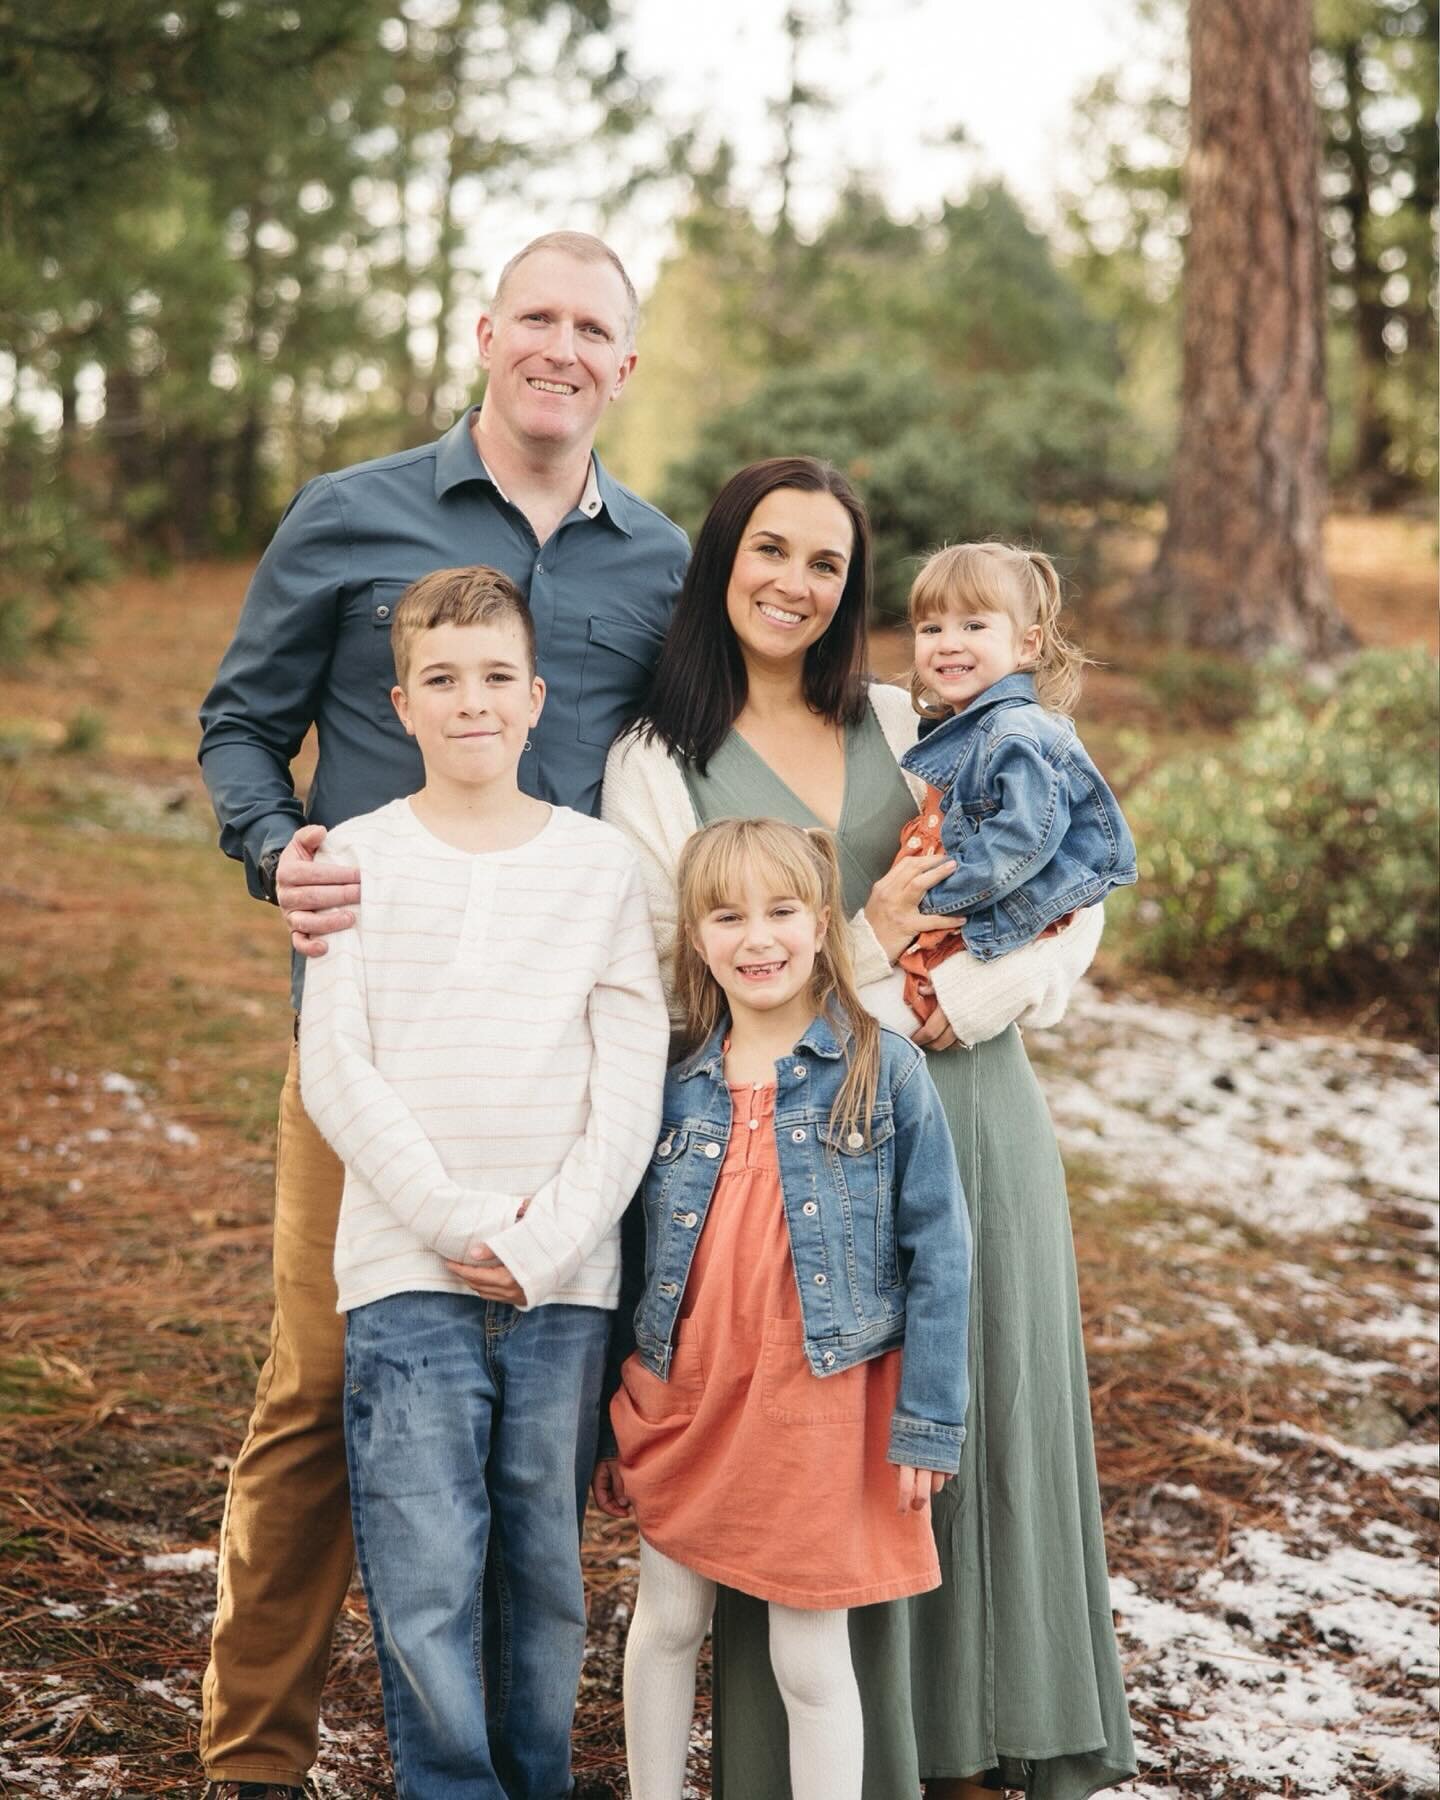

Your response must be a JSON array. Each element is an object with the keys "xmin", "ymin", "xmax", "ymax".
[{"xmin": 476, "ymin": 248, "xmax": 636, "ymax": 454}]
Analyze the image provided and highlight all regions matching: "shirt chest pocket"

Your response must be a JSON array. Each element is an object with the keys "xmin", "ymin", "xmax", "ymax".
[
  {"xmin": 359, "ymin": 580, "xmax": 411, "ymax": 722},
  {"xmin": 818, "ymin": 1112, "xmax": 900, "ymax": 1289},
  {"xmin": 577, "ymin": 613, "xmax": 665, "ymax": 747}
]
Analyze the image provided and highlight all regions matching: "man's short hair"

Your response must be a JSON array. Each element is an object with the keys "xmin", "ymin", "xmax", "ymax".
[
  {"xmin": 493, "ymin": 231, "xmax": 639, "ymax": 344},
  {"xmin": 391, "ymin": 566, "xmax": 537, "ymax": 687}
]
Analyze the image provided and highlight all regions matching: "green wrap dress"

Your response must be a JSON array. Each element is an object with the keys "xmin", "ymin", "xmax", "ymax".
[{"xmin": 683, "ymin": 709, "xmax": 1136, "ymax": 1800}]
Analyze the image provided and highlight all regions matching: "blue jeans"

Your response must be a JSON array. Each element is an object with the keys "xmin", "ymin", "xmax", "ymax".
[{"xmin": 343, "ymin": 1291, "xmax": 609, "ymax": 1799}]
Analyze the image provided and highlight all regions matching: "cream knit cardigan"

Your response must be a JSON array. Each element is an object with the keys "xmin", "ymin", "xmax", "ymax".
[{"xmin": 601, "ymin": 679, "xmax": 1102, "ymax": 1046}]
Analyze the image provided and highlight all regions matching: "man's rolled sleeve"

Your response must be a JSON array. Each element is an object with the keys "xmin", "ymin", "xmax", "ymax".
[{"xmin": 198, "ymin": 474, "xmax": 350, "ymax": 897}]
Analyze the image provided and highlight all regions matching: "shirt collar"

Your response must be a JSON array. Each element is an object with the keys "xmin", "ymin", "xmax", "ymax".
[
  {"xmin": 434, "ymin": 407, "xmax": 632, "ymax": 535},
  {"xmin": 674, "ymin": 1010, "xmax": 849, "ymax": 1083},
  {"xmin": 957, "ymin": 670, "xmax": 1037, "ymax": 718}
]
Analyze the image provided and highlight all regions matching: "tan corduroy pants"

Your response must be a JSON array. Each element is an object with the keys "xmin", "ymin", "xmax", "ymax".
[{"xmin": 200, "ymin": 1043, "xmax": 352, "ymax": 1788}]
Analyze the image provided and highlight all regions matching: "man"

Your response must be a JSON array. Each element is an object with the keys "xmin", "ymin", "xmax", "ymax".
[{"xmin": 196, "ymin": 231, "xmax": 688, "ymax": 1800}]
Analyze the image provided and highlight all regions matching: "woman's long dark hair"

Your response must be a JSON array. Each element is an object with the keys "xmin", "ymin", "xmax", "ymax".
[{"xmin": 637, "ymin": 457, "xmax": 873, "ymax": 770}]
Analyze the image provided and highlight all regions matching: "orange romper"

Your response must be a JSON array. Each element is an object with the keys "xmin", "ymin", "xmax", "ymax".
[
  {"xmin": 895, "ymin": 782, "xmax": 967, "ymax": 1025},
  {"xmin": 610, "ymin": 1081, "xmax": 941, "ymax": 1611}
]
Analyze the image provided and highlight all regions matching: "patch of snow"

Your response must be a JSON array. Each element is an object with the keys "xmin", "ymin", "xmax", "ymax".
[
  {"xmin": 142, "ymin": 1547, "xmax": 217, "ymax": 1573},
  {"xmin": 162, "ymin": 1119, "xmax": 199, "ymax": 1147},
  {"xmin": 1355, "ymin": 1302, "xmax": 1440, "ymax": 1347},
  {"xmin": 42, "ymin": 1600, "xmax": 81, "ymax": 1620},
  {"xmin": 135, "ymin": 1676, "xmax": 197, "ymax": 1714},
  {"xmin": 1264, "ymin": 1420, "xmax": 1439, "ymax": 1478},
  {"xmin": 98, "ymin": 1071, "xmax": 139, "ymax": 1096},
  {"xmin": 1041, "ymin": 985, "xmax": 1440, "ymax": 1239},
  {"xmin": 1113, "ymin": 1573, "xmax": 1436, "ymax": 1796}
]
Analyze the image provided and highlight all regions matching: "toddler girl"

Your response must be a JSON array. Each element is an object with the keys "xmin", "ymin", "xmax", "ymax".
[
  {"xmin": 891, "ymin": 542, "xmax": 1136, "ymax": 1025},
  {"xmin": 592, "ymin": 816, "xmax": 971, "ymax": 1800}
]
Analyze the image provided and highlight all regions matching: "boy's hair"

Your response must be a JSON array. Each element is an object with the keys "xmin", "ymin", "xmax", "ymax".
[
  {"xmin": 494, "ymin": 230, "xmax": 639, "ymax": 345},
  {"xmin": 673, "ymin": 817, "xmax": 881, "ymax": 1146},
  {"xmin": 907, "ymin": 542, "xmax": 1092, "ymax": 716},
  {"xmin": 390, "ymin": 566, "xmax": 536, "ymax": 688}
]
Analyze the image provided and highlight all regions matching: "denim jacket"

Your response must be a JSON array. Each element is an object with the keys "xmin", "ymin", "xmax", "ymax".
[
  {"xmin": 611, "ymin": 1012, "xmax": 972, "ymax": 1475},
  {"xmin": 901, "ymin": 672, "xmax": 1138, "ymax": 960}
]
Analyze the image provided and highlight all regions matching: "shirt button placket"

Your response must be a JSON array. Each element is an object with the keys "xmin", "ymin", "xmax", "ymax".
[{"xmin": 461, "ymin": 861, "xmax": 496, "ymax": 965}]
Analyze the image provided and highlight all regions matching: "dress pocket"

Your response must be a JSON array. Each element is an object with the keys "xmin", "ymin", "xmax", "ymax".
[
  {"xmin": 620, "ymin": 1329, "xmax": 705, "ymax": 1425},
  {"xmin": 760, "ymin": 1316, "xmax": 866, "ymax": 1425}
]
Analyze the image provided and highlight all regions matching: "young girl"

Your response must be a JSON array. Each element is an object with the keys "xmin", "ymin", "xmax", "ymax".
[
  {"xmin": 591, "ymin": 817, "xmax": 972, "ymax": 1800},
  {"xmin": 890, "ymin": 541, "xmax": 1137, "ymax": 1026}
]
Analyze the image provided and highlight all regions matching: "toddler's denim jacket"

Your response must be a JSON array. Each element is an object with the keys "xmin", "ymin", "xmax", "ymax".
[
  {"xmin": 901, "ymin": 672, "xmax": 1138, "ymax": 961},
  {"xmin": 611, "ymin": 1012, "xmax": 972, "ymax": 1474}
]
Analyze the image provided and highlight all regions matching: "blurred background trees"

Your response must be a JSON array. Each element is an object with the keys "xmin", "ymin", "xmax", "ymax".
[{"xmin": 1, "ymin": 0, "xmax": 1433, "ymax": 632}]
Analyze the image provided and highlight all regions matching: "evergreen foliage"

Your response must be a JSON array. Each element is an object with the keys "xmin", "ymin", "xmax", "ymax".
[
  {"xmin": 650, "ymin": 185, "xmax": 1148, "ymax": 618},
  {"xmin": 1114, "ymin": 650, "xmax": 1439, "ymax": 1030}
]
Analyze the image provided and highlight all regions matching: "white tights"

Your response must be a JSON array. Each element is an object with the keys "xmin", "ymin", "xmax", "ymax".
[{"xmin": 624, "ymin": 1537, "xmax": 863, "ymax": 1800}]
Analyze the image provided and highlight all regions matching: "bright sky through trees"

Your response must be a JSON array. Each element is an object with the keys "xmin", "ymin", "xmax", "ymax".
[{"xmin": 608, "ymin": 0, "xmax": 1145, "ymax": 280}]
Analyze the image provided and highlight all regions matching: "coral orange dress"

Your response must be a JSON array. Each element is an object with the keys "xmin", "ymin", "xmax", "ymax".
[
  {"xmin": 894, "ymin": 781, "xmax": 968, "ymax": 1025},
  {"xmin": 610, "ymin": 1081, "xmax": 941, "ymax": 1611}
]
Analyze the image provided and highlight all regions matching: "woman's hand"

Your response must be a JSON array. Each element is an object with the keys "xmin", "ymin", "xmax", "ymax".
[
  {"xmin": 444, "ymin": 1245, "xmax": 527, "ymax": 1306},
  {"xmin": 911, "ymin": 996, "xmax": 959, "ymax": 1054},
  {"xmin": 896, "ymin": 1464, "xmax": 952, "ymax": 1513},
  {"xmin": 591, "ymin": 1457, "xmax": 633, "ymax": 1517},
  {"xmin": 863, "ymin": 853, "xmax": 958, "ymax": 962}
]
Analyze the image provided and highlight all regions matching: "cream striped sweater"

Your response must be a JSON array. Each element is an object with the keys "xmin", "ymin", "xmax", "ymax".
[{"xmin": 298, "ymin": 798, "xmax": 668, "ymax": 1313}]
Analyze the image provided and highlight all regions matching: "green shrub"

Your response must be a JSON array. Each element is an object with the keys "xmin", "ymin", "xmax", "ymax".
[
  {"xmin": 1143, "ymin": 651, "xmax": 1261, "ymax": 728},
  {"xmin": 0, "ymin": 497, "xmax": 109, "ymax": 671},
  {"xmin": 58, "ymin": 709, "xmax": 107, "ymax": 756},
  {"xmin": 658, "ymin": 362, "xmax": 1156, "ymax": 619},
  {"xmin": 1113, "ymin": 649, "xmax": 1439, "ymax": 1028}
]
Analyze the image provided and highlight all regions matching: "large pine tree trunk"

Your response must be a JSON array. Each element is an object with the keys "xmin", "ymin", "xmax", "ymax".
[{"xmin": 1142, "ymin": 0, "xmax": 1353, "ymax": 656}]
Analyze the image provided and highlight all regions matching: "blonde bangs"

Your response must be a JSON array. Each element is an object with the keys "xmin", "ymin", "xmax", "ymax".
[
  {"xmin": 907, "ymin": 543, "xmax": 1028, "ymax": 632},
  {"xmin": 678, "ymin": 817, "xmax": 828, "ymax": 925}
]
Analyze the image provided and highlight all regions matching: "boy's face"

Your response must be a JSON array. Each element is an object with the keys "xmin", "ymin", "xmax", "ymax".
[{"xmin": 391, "ymin": 618, "xmax": 544, "ymax": 790}]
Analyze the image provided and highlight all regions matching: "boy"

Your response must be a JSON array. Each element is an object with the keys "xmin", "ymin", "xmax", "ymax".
[{"xmin": 298, "ymin": 565, "xmax": 668, "ymax": 1798}]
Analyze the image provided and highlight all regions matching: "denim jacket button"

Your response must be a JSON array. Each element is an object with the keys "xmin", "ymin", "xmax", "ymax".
[
  {"xmin": 791, "ymin": 1127, "xmax": 807, "ymax": 1143},
  {"xmin": 792, "ymin": 1064, "xmax": 806, "ymax": 1078},
  {"xmin": 703, "ymin": 1142, "xmax": 720, "ymax": 1158},
  {"xmin": 681, "ymin": 1212, "xmax": 698, "ymax": 1228},
  {"xmin": 846, "ymin": 1130, "xmax": 864, "ymax": 1149},
  {"xmin": 802, "ymin": 1200, "xmax": 818, "ymax": 1216},
  {"xmin": 822, "ymin": 1350, "xmax": 836, "ymax": 1366},
  {"xmin": 814, "ymin": 1272, "xmax": 827, "ymax": 1286},
  {"xmin": 657, "ymin": 1136, "xmax": 673, "ymax": 1157}
]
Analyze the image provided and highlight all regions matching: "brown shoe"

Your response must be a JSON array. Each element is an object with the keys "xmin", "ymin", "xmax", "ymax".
[{"xmin": 201, "ymin": 1785, "xmax": 304, "ymax": 1800}]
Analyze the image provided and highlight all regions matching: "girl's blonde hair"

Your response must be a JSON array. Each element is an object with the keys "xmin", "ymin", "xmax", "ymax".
[
  {"xmin": 907, "ymin": 542, "xmax": 1092, "ymax": 716},
  {"xmin": 673, "ymin": 817, "xmax": 881, "ymax": 1146}
]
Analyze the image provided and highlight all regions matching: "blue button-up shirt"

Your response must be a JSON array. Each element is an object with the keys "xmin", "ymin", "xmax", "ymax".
[{"xmin": 198, "ymin": 409, "xmax": 689, "ymax": 1000}]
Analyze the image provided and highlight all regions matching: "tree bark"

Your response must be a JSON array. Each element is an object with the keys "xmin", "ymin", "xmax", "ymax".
[{"xmin": 1140, "ymin": 0, "xmax": 1353, "ymax": 657}]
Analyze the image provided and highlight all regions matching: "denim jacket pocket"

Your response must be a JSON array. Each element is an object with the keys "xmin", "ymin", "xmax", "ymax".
[
  {"xmin": 816, "ymin": 1112, "xmax": 898, "ymax": 1292},
  {"xmin": 621, "ymin": 1326, "xmax": 704, "ymax": 1422},
  {"xmin": 957, "ymin": 794, "xmax": 1001, "ymax": 834},
  {"xmin": 760, "ymin": 1316, "xmax": 867, "ymax": 1425}
]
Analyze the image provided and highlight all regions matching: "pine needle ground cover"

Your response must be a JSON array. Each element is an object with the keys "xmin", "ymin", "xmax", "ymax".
[{"xmin": 2, "ymin": 530, "xmax": 1435, "ymax": 1798}]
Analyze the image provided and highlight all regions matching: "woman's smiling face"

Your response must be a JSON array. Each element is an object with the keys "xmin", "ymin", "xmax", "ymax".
[{"xmin": 724, "ymin": 487, "xmax": 854, "ymax": 670}]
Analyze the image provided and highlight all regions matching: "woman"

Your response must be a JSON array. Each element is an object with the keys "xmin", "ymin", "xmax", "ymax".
[{"xmin": 602, "ymin": 457, "xmax": 1135, "ymax": 1800}]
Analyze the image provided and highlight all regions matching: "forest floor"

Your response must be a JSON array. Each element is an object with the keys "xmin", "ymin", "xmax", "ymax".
[{"xmin": 0, "ymin": 513, "xmax": 1436, "ymax": 1798}]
